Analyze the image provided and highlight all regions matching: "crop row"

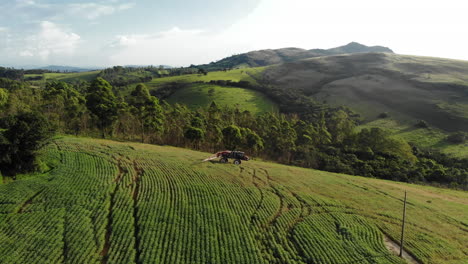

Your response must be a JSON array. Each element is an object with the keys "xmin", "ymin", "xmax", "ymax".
[{"xmin": 0, "ymin": 138, "xmax": 410, "ymax": 264}]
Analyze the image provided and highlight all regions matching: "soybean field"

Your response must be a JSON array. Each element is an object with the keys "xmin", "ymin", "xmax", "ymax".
[{"xmin": 0, "ymin": 137, "xmax": 466, "ymax": 264}]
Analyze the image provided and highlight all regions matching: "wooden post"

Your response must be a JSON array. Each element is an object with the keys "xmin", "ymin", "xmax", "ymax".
[{"xmin": 399, "ymin": 191, "xmax": 407, "ymax": 257}]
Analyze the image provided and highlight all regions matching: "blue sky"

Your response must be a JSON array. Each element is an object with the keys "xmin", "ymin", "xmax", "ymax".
[{"xmin": 1, "ymin": 0, "xmax": 467, "ymax": 67}]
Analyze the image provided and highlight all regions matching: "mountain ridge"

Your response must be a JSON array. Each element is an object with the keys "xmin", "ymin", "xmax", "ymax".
[{"xmin": 199, "ymin": 42, "xmax": 393, "ymax": 70}]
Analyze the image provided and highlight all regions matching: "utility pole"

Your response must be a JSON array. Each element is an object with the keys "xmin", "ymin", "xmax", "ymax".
[{"xmin": 399, "ymin": 191, "xmax": 407, "ymax": 258}]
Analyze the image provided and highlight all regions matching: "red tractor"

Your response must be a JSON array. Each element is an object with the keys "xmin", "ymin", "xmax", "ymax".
[
  {"xmin": 217, "ymin": 150, "xmax": 249, "ymax": 165},
  {"xmin": 203, "ymin": 150, "xmax": 249, "ymax": 165}
]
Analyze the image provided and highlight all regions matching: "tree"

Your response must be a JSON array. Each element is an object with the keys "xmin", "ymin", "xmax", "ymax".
[
  {"xmin": 415, "ymin": 120, "xmax": 429, "ymax": 128},
  {"xmin": 0, "ymin": 88, "xmax": 8, "ymax": 109},
  {"xmin": 447, "ymin": 131, "xmax": 467, "ymax": 144},
  {"xmin": 316, "ymin": 112, "xmax": 332, "ymax": 145},
  {"xmin": 0, "ymin": 112, "xmax": 53, "ymax": 175},
  {"xmin": 42, "ymin": 81, "xmax": 86, "ymax": 134},
  {"xmin": 198, "ymin": 68, "xmax": 208, "ymax": 75},
  {"xmin": 184, "ymin": 126, "xmax": 204, "ymax": 148},
  {"xmin": 357, "ymin": 128, "xmax": 416, "ymax": 163},
  {"xmin": 128, "ymin": 84, "xmax": 164, "ymax": 143},
  {"xmin": 222, "ymin": 125, "xmax": 242, "ymax": 150},
  {"xmin": 86, "ymin": 78, "xmax": 119, "ymax": 138},
  {"xmin": 241, "ymin": 128, "xmax": 264, "ymax": 154},
  {"xmin": 276, "ymin": 120, "xmax": 297, "ymax": 162},
  {"xmin": 328, "ymin": 110, "xmax": 355, "ymax": 144}
]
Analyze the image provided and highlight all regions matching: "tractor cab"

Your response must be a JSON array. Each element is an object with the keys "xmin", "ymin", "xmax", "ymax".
[{"xmin": 217, "ymin": 150, "xmax": 249, "ymax": 165}]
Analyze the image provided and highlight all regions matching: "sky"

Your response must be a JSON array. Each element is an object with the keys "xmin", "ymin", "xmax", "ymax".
[{"xmin": 1, "ymin": 0, "xmax": 467, "ymax": 67}]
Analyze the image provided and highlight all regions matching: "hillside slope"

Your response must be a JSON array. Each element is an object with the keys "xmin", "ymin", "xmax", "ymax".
[
  {"xmin": 166, "ymin": 83, "xmax": 278, "ymax": 114},
  {"xmin": 199, "ymin": 42, "xmax": 393, "ymax": 70},
  {"xmin": 261, "ymin": 53, "xmax": 468, "ymax": 132},
  {"xmin": 0, "ymin": 137, "xmax": 466, "ymax": 263}
]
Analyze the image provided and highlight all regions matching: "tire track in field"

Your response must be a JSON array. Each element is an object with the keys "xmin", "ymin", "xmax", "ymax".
[
  {"xmin": 258, "ymin": 168, "xmax": 289, "ymax": 227},
  {"xmin": 62, "ymin": 213, "xmax": 69, "ymax": 263},
  {"xmin": 259, "ymin": 168, "xmax": 312, "ymax": 263},
  {"xmin": 255, "ymin": 168, "xmax": 310, "ymax": 263},
  {"xmin": 248, "ymin": 168, "xmax": 278, "ymax": 262},
  {"xmin": 250, "ymin": 168, "xmax": 266, "ymax": 225},
  {"xmin": 100, "ymin": 156, "xmax": 125, "ymax": 264},
  {"xmin": 132, "ymin": 160, "xmax": 144, "ymax": 264},
  {"xmin": 285, "ymin": 192, "xmax": 313, "ymax": 263},
  {"xmin": 17, "ymin": 189, "xmax": 44, "ymax": 213}
]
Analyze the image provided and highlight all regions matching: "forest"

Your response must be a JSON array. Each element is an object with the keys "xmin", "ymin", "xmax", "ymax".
[{"xmin": 0, "ymin": 73, "xmax": 466, "ymax": 189}]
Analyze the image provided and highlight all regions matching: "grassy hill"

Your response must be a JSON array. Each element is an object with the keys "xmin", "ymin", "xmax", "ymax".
[
  {"xmin": 44, "ymin": 71, "xmax": 101, "ymax": 82},
  {"xmin": 146, "ymin": 67, "xmax": 265, "ymax": 89},
  {"xmin": 259, "ymin": 52, "xmax": 468, "ymax": 156},
  {"xmin": 166, "ymin": 83, "xmax": 278, "ymax": 114},
  {"xmin": 0, "ymin": 137, "xmax": 466, "ymax": 263},
  {"xmin": 145, "ymin": 67, "xmax": 276, "ymax": 114},
  {"xmin": 262, "ymin": 53, "xmax": 468, "ymax": 132},
  {"xmin": 198, "ymin": 42, "xmax": 393, "ymax": 71},
  {"xmin": 25, "ymin": 71, "xmax": 101, "ymax": 84},
  {"xmin": 360, "ymin": 118, "xmax": 468, "ymax": 158}
]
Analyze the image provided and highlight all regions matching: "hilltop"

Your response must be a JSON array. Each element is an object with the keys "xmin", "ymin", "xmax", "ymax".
[
  {"xmin": 0, "ymin": 137, "xmax": 466, "ymax": 263},
  {"xmin": 198, "ymin": 42, "xmax": 393, "ymax": 71}
]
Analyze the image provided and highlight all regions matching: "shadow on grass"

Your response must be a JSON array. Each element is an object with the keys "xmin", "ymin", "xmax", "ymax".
[
  {"xmin": 396, "ymin": 126, "xmax": 419, "ymax": 134},
  {"xmin": 433, "ymin": 139, "xmax": 450, "ymax": 149}
]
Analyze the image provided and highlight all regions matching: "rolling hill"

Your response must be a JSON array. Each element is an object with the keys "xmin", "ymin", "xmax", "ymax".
[
  {"xmin": 199, "ymin": 42, "xmax": 393, "ymax": 71},
  {"xmin": 0, "ymin": 137, "xmax": 466, "ymax": 263},
  {"xmin": 34, "ymin": 65, "xmax": 102, "ymax": 72},
  {"xmin": 166, "ymin": 83, "xmax": 278, "ymax": 114},
  {"xmin": 260, "ymin": 52, "xmax": 468, "ymax": 133},
  {"xmin": 24, "ymin": 71, "xmax": 101, "ymax": 83},
  {"xmin": 18, "ymin": 46, "xmax": 468, "ymax": 156}
]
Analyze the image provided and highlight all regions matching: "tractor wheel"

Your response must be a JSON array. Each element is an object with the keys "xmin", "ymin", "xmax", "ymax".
[
  {"xmin": 234, "ymin": 159, "xmax": 241, "ymax": 165},
  {"xmin": 220, "ymin": 158, "xmax": 228, "ymax": 163}
]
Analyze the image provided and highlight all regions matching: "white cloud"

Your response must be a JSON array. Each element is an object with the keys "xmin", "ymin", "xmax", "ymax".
[
  {"xmin": 219, "ymin": 0, "xmax": 468, "ymax": 60},
  {"xmin": 107, "ymin": 27, "xmax": 239, "ymax": 66},
  {"xmin": 22, "ymin": 21, "xmax": 80, "ymax": 60},
  {"xmin": 98, "ymin": 0, "xmax": 468, "ymax": 66},
  {"xmin": 0, "ymin": 27, "xmax": 8, "ymax": 32},
  {"xmin": 19, "ymin": 50, "xmax": 33, "ymax": 57},
  {"xmin": 69, "ymin": 2, "xmax": 135, "ymax": 20},
  {"xmin": 118, "ymin": 3, "xmax": 135, "ymax": 11},
  {"xmin": 15, "ymin": 0, "xmax": 36, "ymax": 7},
  {"xmin": 110, "ymin": 34, "xmax": 142, "ymax": 48}
]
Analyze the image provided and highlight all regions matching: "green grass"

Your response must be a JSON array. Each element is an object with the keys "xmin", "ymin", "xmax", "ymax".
[
  {"xmin": 44, "ymin": 71, "xmax": 101, "ymax": 82},
  {"xmin": 167, "ymin": 83, "xmax": 277, "ymax": 115},
  {"xmin": 436, "ymin": 101, "xmax": 468, "ymax": 119},
  {"xmin": 147, "ymin": 67, "xmax": 266, "ymax": 89},
  {"xmin": 0, "ymin": 136, "xmax": 466, "ymax": 263},
  {"xmin": 25, "ymin": 71, "xmax": 101, "ymax": 83},
  {"xmin": 384, "ymin": 54, "xmax": 468, "ymax": 85},
  {"xmin": 359, "ymin": 118, "xmax": 468, "ymax": 158}
]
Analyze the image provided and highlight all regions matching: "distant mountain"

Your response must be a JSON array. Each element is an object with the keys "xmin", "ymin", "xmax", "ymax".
[
  {"xmin": 34, "ymin": 65, "xmax": 102, "ymax": 72},
  {"xmin": 311, "ymin": 42, "xmax": 393, "ymax": 55},
  {"xmin": 124, "ymin": 65, "xmax": 173, "ymax": 69},
  {"xmin": 199, "ymin": 42, "xmax": 393, "ymax": 70}
]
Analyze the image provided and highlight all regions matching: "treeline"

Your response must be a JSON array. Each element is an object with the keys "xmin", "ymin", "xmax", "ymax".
[
  {"xmin": 0, "ymin": 67, "xmax": 60, "ymax": 81},
  {"xmin": 154, "ymin": 79, "xmax": 355, "ymax": 122},
  {"xmin": 0, "ymin": 67, "xmax": 24, "ymax": 80},
  {"xmin": 98, "ymin": 65, "xmax": 204, "ymax": 87},
  {"xmin": 0, "ymin": 78, "xmax": 466, "ymax": 188}
]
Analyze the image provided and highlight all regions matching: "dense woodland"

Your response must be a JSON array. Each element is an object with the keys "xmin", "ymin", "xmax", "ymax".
[{"xmin": 0, "ymin": 73, "xmax": 466, "ymax": 189}]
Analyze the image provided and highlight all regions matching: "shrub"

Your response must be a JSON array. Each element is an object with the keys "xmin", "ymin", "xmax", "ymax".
[
  {"xmin": 447, "ymin": 131, "xmax": 466, "ymax": 144},
  {"xmin": 415, "ymin": 120, "xmax": 429, "ymax": 128},
  {"xmin": 378, "ymin": 112, "xmax": 389, "ymax": 118}
]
